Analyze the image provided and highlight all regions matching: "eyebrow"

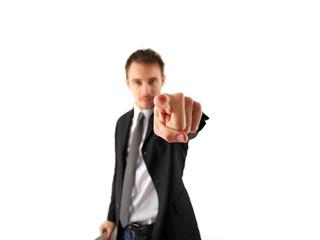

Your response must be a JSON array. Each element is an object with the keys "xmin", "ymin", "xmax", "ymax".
[{"xmin": 131, "ymin": 77, "xmax": 159, "ymax": 82}]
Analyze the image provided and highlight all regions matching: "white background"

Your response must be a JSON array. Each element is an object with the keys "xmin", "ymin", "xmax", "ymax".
[{"xmin": 1, "ymin": 0, "xmax": 319, "ymax": 239}]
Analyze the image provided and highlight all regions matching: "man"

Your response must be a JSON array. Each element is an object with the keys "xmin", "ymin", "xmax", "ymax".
[{"xmin": 99, "ymin": 49, "xmax": 209, "ymax": 240}]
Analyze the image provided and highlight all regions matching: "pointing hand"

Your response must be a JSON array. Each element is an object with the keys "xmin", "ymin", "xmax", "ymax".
[{"xmin": 153, "ymin": 93, "xmax": 202, "ymax": 143}]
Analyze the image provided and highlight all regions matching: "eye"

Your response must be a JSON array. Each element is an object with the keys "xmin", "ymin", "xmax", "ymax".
[
  {"xmin": 149, "ymin": 79, "xmax": 157, "ymax": 85},
  {"xmin": 133, "ymin": 80, "xmax": 141, "ymax": 85}
]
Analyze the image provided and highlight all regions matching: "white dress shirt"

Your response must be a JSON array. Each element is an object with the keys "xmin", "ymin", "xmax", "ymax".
[{"xmin": 127, "ymin": 106, "xmax": 159, "ymax": 224}]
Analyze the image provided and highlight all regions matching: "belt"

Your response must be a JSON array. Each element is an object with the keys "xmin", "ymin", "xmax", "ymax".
[{"xmin": 129, "ymin": 222, "xmax": 154, "ymax": 238}]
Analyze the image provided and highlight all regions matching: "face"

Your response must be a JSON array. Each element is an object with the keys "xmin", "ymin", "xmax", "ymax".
[{"xmin": 126, "ymin": 61, "xmax": 165, "ymax": 110}]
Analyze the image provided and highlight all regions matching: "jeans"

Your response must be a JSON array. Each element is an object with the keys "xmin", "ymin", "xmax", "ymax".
[{"xmin": 119, "ymin": 226, "xmax": 152, "ymax": 240}]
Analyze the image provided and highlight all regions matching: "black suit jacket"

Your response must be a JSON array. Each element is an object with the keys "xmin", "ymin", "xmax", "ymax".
[{"xmin": 107, "ymin": 109, "xmax": 209, "ymax": 240}]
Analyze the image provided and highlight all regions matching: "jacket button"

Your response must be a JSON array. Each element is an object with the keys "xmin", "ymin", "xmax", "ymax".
[{"xmin": 143, "ymin": 151, "xmax": 147, "ymax": 155}]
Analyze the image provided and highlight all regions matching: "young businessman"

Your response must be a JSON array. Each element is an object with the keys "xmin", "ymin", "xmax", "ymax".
[{"xmin": 100, "ymin": 49, "xmax": 208, "ymax": 240}]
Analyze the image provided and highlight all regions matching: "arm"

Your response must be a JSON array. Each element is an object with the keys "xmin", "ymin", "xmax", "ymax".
[
  {"xmin": 106, "ymin": 122, "xmax": 119, "ymax": 222},
  {"xmin": 99, "ymin": 124, "xmax": 119, "ymax": 239}
]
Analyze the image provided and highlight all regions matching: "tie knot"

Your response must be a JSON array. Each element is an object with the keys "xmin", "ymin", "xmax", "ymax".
[{"xmin": 137, "ymin": 112, "xmax": 145, "ymax": 122}]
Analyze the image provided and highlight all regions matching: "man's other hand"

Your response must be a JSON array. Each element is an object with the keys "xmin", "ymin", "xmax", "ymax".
[
  {"xmin": 99, "ymin": 220, "xmax": 116, "ymax": 240},
  {"xmin": 154, "ymin": 93, "xmax": 202, "ymax": 143}
]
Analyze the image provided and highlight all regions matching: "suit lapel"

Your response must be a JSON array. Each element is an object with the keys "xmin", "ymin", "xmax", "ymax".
[
  {"xmin": 119, "ymin": 109, "xmax": 134, "ymax": 164},
  {"xmin": 119, "ymin": 109, "xmax": 154, "ymax": 172},
  {"xmin": 144, "ymin": 113, "xmax": 154, "ymax": 145}
]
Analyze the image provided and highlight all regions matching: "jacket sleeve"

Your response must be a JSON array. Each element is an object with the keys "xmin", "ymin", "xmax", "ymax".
[
  {"xmin": 188, "ymin": 112, "xmax": 209, "ymax": 140},
  {"xmin": 107, "ymin": 162, "xmax": 117, "ymax": 222},
  {"xmin": 107, "ymin": 124, "xmax": 118, "ymax": 222}
]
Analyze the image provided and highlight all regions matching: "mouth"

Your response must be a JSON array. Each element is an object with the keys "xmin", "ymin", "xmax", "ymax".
[{"xmin": 140, "ymin": 97, "xmax": 153, "ymax": 103}]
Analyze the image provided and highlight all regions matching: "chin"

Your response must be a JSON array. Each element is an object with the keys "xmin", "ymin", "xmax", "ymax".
[{"xmin": 139, "ymin": 103, "xmax": 154, "ymax": 110}]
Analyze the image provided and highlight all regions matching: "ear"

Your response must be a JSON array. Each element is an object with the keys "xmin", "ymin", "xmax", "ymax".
[
  {"xmin": 126, "ymin": 78, "xmax": 131, "ymax": 89},
  {"xmin": 161, "ymin": 75, "xmax": 166, "ymax": 86}
]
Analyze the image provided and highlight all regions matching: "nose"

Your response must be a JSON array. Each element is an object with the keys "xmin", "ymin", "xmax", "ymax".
[{"xmin": 142, "ymin": 82, "xmax": 152, "ymax": 95}]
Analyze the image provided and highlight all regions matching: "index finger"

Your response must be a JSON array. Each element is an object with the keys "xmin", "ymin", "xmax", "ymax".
[
  {"xmin": 154, "ymin": 93, "xmax": 172, "ymax": 114},
  {"xmin": 154, "ymin": 93, "xmax": 186, "ymax": 130}
]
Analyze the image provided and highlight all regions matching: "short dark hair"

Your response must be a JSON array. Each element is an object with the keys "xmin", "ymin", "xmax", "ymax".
[{"xmin": 125, "ymin": 48, "xmax": 165, "ymax": 77}]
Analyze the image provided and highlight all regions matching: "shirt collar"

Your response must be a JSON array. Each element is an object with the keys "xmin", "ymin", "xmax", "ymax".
[{"xmin": 133, "ymin": 105, "xmax": 153, "ymax": 122}]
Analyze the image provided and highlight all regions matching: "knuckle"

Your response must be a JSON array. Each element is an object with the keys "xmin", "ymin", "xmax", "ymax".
[
  {"xmin": 184, "ymin": 96, "xmax": 194, "ymax": 106},
  {"xmin": 183, "ymin": 127, "xmax": 191, "ymax": 134},
  {"xmin": 175, "ymin": 121, "xmax": 186, "ymax": 130},
  {"xmin": 190, "ymin": 125, "xmax": 198, "ymax": 133},
  {"xmin": 185, "ymin": 98, "xmax": 194, "ymax": 115},
  {"xmin": 193, "ymin": 101, "xmax": 202, "ymax": 112},
  {"xmin": 175, "ymin": 92, "xmax": 184, "ymax": 102}
]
